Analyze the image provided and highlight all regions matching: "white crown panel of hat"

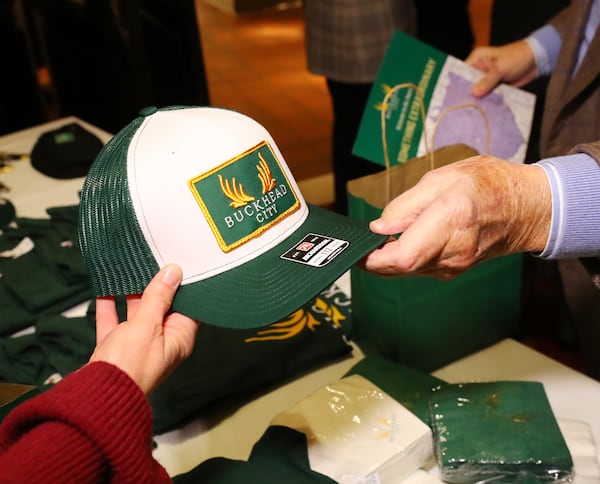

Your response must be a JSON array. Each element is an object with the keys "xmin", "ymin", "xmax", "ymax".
[{"xmin": 127, "ymin": 108, "xmax": 309, "ymax": 285}]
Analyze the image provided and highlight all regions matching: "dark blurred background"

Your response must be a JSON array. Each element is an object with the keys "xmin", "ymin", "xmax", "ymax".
[{"xmin": 0, "ymin": 0, "xmax": 210, "ymax": 135}]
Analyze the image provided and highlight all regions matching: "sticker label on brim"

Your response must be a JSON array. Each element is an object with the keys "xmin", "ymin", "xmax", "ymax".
[{"xmin": 281, "ymin": 233, "xmax": 349, "ymax": 267}]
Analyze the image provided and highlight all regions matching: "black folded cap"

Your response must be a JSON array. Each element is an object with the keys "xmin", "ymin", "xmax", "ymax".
[{"xmin": 31, "ymin": 123, "xmax": 103, "ymax": 179}]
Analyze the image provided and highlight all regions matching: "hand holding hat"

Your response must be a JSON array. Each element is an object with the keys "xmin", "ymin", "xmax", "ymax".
[{"xmin": 91, "ymin": 264, "xmax": 198, "ymax": 394}]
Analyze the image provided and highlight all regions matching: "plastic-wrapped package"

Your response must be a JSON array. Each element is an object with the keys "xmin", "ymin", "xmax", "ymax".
[
  {"xmin": 429, "ymin": 381, "xmax": 573, "ymax": 483},
  {"xmin": 271, "ymin": 374, "xmax": 433, "ymax": 484},
  {"xmin": 557, "ymin": 419, "xmax": 600, "ymax": 482},
  {"xmin": 344, "ymin": 355, "xmax": 446, "ymax": 425}
]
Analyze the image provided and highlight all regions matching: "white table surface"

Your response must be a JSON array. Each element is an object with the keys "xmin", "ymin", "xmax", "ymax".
[{"xmin": 3, "ymin": 118, "xmax": 600, "ymax": 483}]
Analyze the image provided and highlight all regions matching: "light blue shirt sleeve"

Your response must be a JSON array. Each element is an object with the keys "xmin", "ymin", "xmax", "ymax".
[
  {"xmin": 525, "ymin": 0, "xmax": 600, "ymax": 76},
  {"xmin": 536, "ymin": 155, "xmax": 600, "ymax": 258},
  {"xmin": 525, "ymin": 25, "xmax": 562, "ymax": 76},
  {"xmin": 520, "ymin": 2, "xmax": 600, "ymax": 258}
]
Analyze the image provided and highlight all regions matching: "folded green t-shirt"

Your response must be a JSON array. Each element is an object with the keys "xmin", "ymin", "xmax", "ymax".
[{"xmin": 173, "ymin": 426, "xmax": 335, "ymax": 483}]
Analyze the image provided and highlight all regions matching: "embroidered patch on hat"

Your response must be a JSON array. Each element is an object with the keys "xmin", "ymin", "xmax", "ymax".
[{"xmin": 189, "ymin": 141, "xmax": 300, "ymax": 252}]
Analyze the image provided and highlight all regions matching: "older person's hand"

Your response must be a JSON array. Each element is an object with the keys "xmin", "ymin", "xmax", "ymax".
[
  {"xmin": 363, "ymin": 156, "xmax": 552, "ymax": 279},
  {"xmin": 466, "ymin": 40, "xmax": 538, "ymax": 97},
  {"xmin": 90, "ymin": 264, "xmax": 198, "ymax": 394}
]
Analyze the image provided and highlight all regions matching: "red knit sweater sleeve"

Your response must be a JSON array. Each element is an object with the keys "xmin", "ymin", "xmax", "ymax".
[{"xmin": 0, "ymin": 361, "xmax": 171, "ymax": 483}]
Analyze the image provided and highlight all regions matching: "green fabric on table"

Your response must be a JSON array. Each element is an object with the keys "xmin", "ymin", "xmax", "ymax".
[
  {"xmin": 0, "ymin": 314, "xmax": 94, "ymax": 387},
  {"xmin": 0, "ymin": 313, "xmax": 95, "ymax": 424},
  {"xmin": 20, "ymin": 206, "xmax": 86, "ymax": 280},
  {"xmin": 345, "ymin": 355, "xmax": 445, "ymax": 426},
  {"xmin": 0, "ymin": 205, "xmax": 91, "ymax": 336},
  {"xmin": 86, "ymin": 283, "xmax": 355, "ymax": 435},
  {"xmin": 36, "ymin": 313, "xmax": 95, "ymax": 378},
  {"xmin": 0, "ymin": 249, "xmax": 90, "ymax": 314},
  {"xmin": 430, "ymin": 381, "xmax": 573, "ymax": 483},
  {"xmin": 0, "ymin": 283, "xmax": 89, "ymax": 337},
  {"xmin": 0, "ymin": 334, "xmax": 46, "ymax": 385},
  {"xmin": 0, "ymin": 204, "xmax": 95, "ymax": 422},
  {"xmin": 0, "ymin": 199, "xmax": 16, "ymax": 228},
  {"xmin": 172, "ymin": 426, "xmax": 335, "ymax": 484}
]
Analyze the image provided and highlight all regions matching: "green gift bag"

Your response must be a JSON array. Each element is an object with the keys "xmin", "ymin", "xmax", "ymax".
[{"xmin": 347, "ymin": 144, "xmax": 523, "ymax": 371}]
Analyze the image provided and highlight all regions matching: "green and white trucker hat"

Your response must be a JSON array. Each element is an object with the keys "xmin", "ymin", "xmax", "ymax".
[{"xmin": 78, "ymin": 106, "xmax": 385, "ymax": 329}]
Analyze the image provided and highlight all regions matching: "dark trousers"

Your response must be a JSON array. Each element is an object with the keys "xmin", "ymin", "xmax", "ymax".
[
  {"xmin": 559, "ymin": 258, "xmax": 600, "ymax": 380},
  {"xmin": 326, "ymin": 79, "xmax": 383, "ymax": 215}
]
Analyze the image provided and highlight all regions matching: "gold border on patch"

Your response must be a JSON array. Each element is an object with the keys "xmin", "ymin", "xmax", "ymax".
[{"xmin": 188, "ymin": 141, "xmax": 301, "ymax": 252}]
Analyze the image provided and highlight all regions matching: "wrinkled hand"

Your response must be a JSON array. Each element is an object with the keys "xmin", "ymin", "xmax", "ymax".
[
  {"xmin": 90, "ymin": 264, "xmax": 198, "ymax": 394},
  {"xmin": 466, "ymin": 40, "xmax": 538, "ymax": 97},
  {"xmin": 363, "ymin": 156, "xmax": 551, "ymax": 279}
]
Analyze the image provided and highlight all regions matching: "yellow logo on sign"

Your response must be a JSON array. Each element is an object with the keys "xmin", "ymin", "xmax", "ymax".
[{"xmin": 244, "ymin": 297, "xmax": 346, "ymax": 343}]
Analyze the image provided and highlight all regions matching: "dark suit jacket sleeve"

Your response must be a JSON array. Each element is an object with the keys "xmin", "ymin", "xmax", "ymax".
[{"xmin": 570, "ymin": 141, "xmax": 600, "ymax": 167}]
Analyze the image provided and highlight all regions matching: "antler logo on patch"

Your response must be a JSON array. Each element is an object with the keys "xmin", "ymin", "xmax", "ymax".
[
  {"xmin": 188, "ymin": 140, "xmax": 300, "ymax": 252},
  {"xmin": 219, "ymin": 153, "xmax": 278, "ymax": 208},
  {"xmin": 218, "ymin": 174, "xmax": 255, "ymax": 208},
  {"xmin": 258, "ymin": 153, "xmax": 276, "ymax": 193}
]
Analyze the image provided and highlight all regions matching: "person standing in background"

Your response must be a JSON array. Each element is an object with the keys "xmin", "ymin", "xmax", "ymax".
[
  {"xmin": 303, "ymin": 0, "xmax": 473, "ymax": 215},
  {"xmin": 482, "ymin": 0, "xmax": 571, "ymax": 361},
  {"xmin": 466, "ymin": 0, "xmax": 600, "ymax": 376},
  {"xmin": 414, "ymin": 0, "xmax": 474, "ymax": 61},
  {"xmin": 365, "ymin": 0, "xmax": 600, "ymax": 379},
  {"xmin": 303, "ymin": 0, "xmax": 416, "ymax": 215}
]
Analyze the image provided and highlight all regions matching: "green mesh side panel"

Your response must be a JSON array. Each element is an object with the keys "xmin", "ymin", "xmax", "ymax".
[{"xmin": 78, "ymin": 116, "xmax": 159, "ymax": 296}]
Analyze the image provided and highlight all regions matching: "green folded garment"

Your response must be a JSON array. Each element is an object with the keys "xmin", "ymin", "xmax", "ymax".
[
  {"xmin": 173, "ymin": 426, "xmax": 336, "ymax": 483},
  {"xmin": 430, "ymin": 381, "xmax": 573, "ymax": 483}
]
